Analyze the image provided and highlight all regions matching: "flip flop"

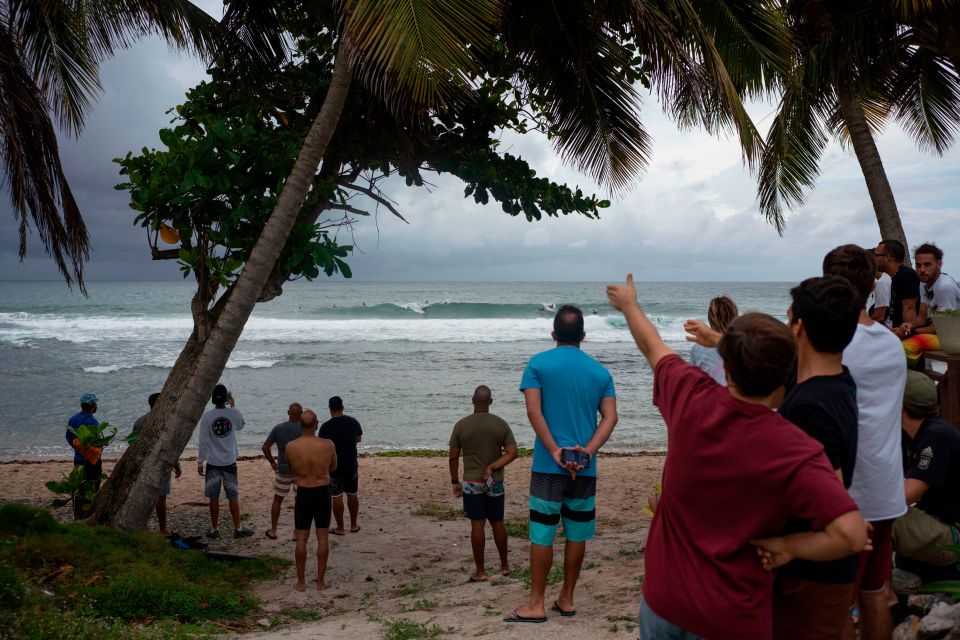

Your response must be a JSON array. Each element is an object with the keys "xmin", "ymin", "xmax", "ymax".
[
  {"xmin": 468, "ymin": 575, "xmax": 489, "ymax": 583},
  {"xmin": 264, "ymin": 531, "xmax": 277, "ymax": 540},
  {"xmin": 350, "ymin": 526, "xmax": 361, "ymax": 533},
  {"xmin": 551, "ymin": 601, "xmax": 576, "ymax": 617},
  {"xmin": 331, "ymin": 529, "xmax": 346, "ymax": 536},
  {"xmin": 503, "ymin": 609, "xmax": 547, "ymax": 624}
]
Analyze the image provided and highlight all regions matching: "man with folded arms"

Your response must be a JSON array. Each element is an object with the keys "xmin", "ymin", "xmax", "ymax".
[{"xmin": 613, "ymin": 273, "xmax": 868, "ymax": 640}]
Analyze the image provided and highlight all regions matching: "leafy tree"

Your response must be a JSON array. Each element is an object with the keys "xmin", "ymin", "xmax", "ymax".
[
  {"xmin": 88, "ymin": 0, "xmax": 789, "ymax": 529},
  {"xmin": 0, "ymin": 0, "xmax": 282, "ymax": 290},
  {"xmin": 757, "ymin": 1, "xmax": 960, "ymax": 258}
]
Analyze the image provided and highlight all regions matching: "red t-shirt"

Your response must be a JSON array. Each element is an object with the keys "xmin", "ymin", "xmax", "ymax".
[{"xmin": 643, "ymin": 355, "xmax": 857, "ymax": 640}]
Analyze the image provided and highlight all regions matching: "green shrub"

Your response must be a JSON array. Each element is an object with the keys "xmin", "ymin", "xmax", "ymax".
[
  {"xmin": 0, "ymin": 503, "xmax": 63, "ymax": 536},
  {"xmin": 0, "ymin": 564, "xmax": 25, "ymax": 608}
]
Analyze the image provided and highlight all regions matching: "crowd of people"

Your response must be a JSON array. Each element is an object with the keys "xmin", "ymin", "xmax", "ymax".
[{"xmin": 63, "ymin": 238, "xmax": 959, "ymax": 637}]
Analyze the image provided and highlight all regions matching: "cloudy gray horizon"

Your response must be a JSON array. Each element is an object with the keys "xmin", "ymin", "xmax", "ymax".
[{"xmin": 2, "ymin": 6, "xmax": 959, "ymax": 286}]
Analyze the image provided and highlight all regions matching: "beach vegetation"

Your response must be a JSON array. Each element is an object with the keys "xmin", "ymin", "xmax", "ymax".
[
  {"xmin": 0, "ymin": 0, "xmax": 279, "ymax": 290},
  {"xmin": 503, "ymin": 516, "xmax": 528, "ymax": 538},
  {"xmin": 0, "ymin": 503, "xmax": 281, "ymax": 637},
  {"xmin": 95, "ymin": 0, "xmax": 792, "ymax": 532},
  {"xmin": 47, "ymin": 421, "xmax": 118, "ymax": 515},
  {"xmin": 411, "ymin": 503, "xmax": 463, "ymax": 521},
  {"xmin": 756, "ymin": 1, "xmax": 960, "ymax": 258},
  {"xmin": 383, "ymin": 618, "xmax": 447, "ymax": 640}
]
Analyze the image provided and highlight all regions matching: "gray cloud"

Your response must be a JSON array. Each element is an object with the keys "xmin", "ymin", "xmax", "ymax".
[{"xmin": 2, "ymin": 26, "xmax": 960, "ymax": 286}]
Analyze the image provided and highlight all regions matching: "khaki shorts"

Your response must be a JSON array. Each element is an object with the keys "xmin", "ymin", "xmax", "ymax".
[{"xmin": 893, "ymin": 506, "xmax": 959, "ymax": 566}]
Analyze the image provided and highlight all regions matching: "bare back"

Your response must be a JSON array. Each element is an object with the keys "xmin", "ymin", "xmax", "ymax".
[{"xmin": 286, "ymin": 433, "xmax": 337, "ymax": 488}]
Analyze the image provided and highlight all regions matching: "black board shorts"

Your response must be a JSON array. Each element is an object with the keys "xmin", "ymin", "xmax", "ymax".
[{"xmin": 294, "ymin": 484, "xmax": 332, "ymax": 531}]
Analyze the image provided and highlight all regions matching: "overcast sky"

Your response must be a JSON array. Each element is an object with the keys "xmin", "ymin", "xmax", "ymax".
[{"xmin": 2, "ymin": 6, "xmax": 959, "ymax": 283}]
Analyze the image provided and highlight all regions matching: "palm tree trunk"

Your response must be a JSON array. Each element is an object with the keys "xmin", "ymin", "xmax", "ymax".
[
  {"xmin": 836, "ymin": 80, "xmax": 911, "ymax": 266},
  {"xmin": 87, "ymin": 37, "xmax": 355, "ymax": 530}
]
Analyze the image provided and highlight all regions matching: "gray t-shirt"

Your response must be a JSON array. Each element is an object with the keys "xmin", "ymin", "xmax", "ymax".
[
  {"xmin": 265, "ymin": 420, "xmax": 301, "ymax": 474},
  {"xmin": 689, "ymin": 344, "xmax": 726, "ymax": 385}
]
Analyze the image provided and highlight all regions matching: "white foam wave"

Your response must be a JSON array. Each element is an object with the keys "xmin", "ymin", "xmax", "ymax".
[
  {"xmin": 1, "ymin": 312, "xmax": 689, "ymax": 345},
  {"xmin": 81, "ymin": 353, "xmax": 279, "ymax": 374}
]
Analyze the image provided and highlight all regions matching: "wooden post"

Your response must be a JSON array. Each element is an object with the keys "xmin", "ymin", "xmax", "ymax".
[{"xmin": 918, "ymin": 351, "xmax": 960, "ymax": 429}]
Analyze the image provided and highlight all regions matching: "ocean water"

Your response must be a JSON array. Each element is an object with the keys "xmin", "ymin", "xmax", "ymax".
[{"xmin": 0, "ymin": 281, "xmax": 791, "ymax": 460}]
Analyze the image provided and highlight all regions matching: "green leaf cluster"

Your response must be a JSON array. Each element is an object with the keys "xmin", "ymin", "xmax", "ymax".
[{"xmin": 115, "ymin": 8, "xmax": 611, "ymax": 302}]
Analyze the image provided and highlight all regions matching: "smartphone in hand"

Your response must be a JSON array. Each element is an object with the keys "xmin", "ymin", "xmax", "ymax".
[{"xmin": 560, "ymin": 448, "xmax": 591, "ymax": 469}]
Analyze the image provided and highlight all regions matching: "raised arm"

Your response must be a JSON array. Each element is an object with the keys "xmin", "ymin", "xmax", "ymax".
[{"xmin": 606, "ymin": 274, "xmax": 674, "ymax": 368}]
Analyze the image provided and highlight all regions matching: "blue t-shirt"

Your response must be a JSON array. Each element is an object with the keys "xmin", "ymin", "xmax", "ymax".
[
  {"xmin": 67, "ymin": 412, "xmax": 99, "ymax": 465},
  {"xmin": 519, "ymin": 346, "xmax": 616, "ymax": 477}
]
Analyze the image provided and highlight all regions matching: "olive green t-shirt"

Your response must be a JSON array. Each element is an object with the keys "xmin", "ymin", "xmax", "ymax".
[{"xmin": 449, "ymin": 412, "xmax": 516, "ymax": 482}]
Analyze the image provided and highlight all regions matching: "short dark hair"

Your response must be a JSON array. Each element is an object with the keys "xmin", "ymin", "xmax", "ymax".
[
  {"xmin": 553, "ymin": 305, "xmax": 585, "ymax": 344},
  {"xmin": 879, "ymin": 238, "xmax": 906, "ymax": 262},
  {"xmin": 914, "ymin": 242, "xmax": 943, "ymax": 262},
  {"xmin": 717, "ymin": 313, "xmax": 796, "ymax": 397},
  {"xmin": 212, "ymin": 384, "xmax": 228, "ymax": 405},
  {"xmin": 328, "ymin": 396, "xmax": 344, "ymax": 411},
  {"xmin": 148, "ymin": 393, "xmax": 160, "ymax": 408},
  {"xmin": 472, "ymin": 385, "xmax": 492, "ymax": 405},
  {"xmin": 789, "ymin": 276, "xmax": 861, "ymax": 354},
  {"xmin": 822, "ymin": 244, "xmax": 873, "ymax": 305}
]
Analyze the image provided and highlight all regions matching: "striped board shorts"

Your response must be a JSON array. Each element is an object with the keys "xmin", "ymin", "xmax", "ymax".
[
  {"xmin": 528, "ymin": 472, "xmax": 596, "ymax": 546},
  {"xmin": 273, "ymin": 473, "xmax": 295, "ymax": 497}
]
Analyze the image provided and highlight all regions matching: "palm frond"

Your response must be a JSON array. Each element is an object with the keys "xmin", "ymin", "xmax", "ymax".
[
  {"xmin": 9, "ymin": 0, "xmax": 102, "ymax": 134},
  {"xmin": 892, "ymin": 46, "xmax": 960, "ymax": 154},
  {"xmin": 757, "ymin": 73, "xmax": 830, "ymax": 234},
  {"xmin": 0, "ymin": 21, "xmax": 87, "ymax": 289},
  {"xmin": 502, "ymin": 1, "xmax": 650, "ymax": 192},
  {"xmin": 339, "ymin": 0, "xmax": 500, "ymax": 111},
  {"xmin": 220, "ymin": 0, "xmax": 293, "ymax": 65}
]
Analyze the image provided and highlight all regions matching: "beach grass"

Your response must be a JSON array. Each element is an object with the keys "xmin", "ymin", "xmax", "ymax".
[
  {"xmin": 411, "ymin": 503, "xmax": 463, "ymax": 520},
  {"xmin": 503, "ymin": 516, "xmax": 527, "ymax": 537},
  {"xmin": 374, "ymin": 448, "xmax": 533, "ymax": 458},
  {"xmin": 0, "ymin": 503, "xmax": 282, "ymax": 638},
  {"xmin": 383, "ymin": 619, "xmax": 447, "ymax": 640}
]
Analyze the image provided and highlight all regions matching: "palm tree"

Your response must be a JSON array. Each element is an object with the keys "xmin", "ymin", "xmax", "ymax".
[
  {"xmin": 0, "ymin": 0, "xmax": 242, "ymax": 291},
  {"xmin": 757, "ymin": 1, "xmax": 960, "ymax": 259},
  {"xmin": 88, "ymin": 0, "xmax": 791, "ymax": 530}
]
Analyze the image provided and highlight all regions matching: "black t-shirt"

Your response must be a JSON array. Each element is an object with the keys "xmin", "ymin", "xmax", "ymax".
[
  {"xmin": 777, "ymin": 369, "xmax": 860, "ymax": 583},
  {"xmin": 318, "ymin": 415, "xmax": 363, "ymax": 475},
  {"xmin": 904, "ymin": 417, "xmax": 960, "ymax": 525},
  {"xmin": 890, "ymin": 265, "xmax": 920, "ymax": 328}
]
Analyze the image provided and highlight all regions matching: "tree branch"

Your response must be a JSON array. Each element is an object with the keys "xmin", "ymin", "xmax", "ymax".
[
  {"xmin": 325, "ymin": 203, "xmax": 371, "ymax": 216},
  {"xmin": 339, "ymin": 182, "xmax": 409, "ymax": 222}
]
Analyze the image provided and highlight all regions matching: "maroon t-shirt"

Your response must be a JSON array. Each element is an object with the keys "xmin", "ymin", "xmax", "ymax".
[{"xmin": 643, "ymin": 355, "xmax": 857, "ymax": 640}]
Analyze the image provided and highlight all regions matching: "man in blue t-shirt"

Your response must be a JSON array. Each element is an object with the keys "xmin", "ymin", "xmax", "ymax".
[
  {"xmin": 66, "ymin": 393, "xmax": 102, "ymax": 519},
  {"xmin": 505, "ymin": 305, "xmax": 618, "ymax": 624}
]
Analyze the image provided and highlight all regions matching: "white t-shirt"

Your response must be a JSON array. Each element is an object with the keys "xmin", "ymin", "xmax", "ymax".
[
  {"xmin": 869, "ymin": 273, "xmax": 892, "ymax": 328},
  {"xmin": 842, "ymin": 321, "xmax": 907, "ymax": 521},
  {"xmin": 920, "ymin": 273, "xmax": 960, "ymax": 315},
  {"xmin": 197, "ymin": 407, "xmax": 244, "ymax": 467}
]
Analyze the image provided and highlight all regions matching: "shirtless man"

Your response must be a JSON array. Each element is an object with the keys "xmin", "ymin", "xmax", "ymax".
[{"xmin": 285, "ymin": 409, "xmax": 337, "ymax": 592}]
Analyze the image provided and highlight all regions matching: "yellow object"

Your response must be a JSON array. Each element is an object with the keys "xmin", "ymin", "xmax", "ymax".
[{"xmin": 159, "ymin": 224, "xmax": 180, "ymax": 245}]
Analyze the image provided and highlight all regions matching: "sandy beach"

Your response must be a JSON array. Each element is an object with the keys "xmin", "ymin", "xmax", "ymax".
[{"xmin": 0, "ymin": 453, "xmax": 663, "ymax": 639}]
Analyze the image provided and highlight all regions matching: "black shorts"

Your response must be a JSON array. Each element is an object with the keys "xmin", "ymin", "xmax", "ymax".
[
  {"xmin": 330, "ymin": 469, "xmax": 359, "ymax": 496},
  {"xmin": 294, "ymin": 485, "xmax": 332, "ymax": 531},
  {"xmin": 463, "ymin": 492, "xmax": 505, "ymax": 522}
]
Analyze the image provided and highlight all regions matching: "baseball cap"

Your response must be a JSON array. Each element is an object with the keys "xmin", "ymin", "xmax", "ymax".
[
  {"xmin": 328, "ymin": 396, "xmax": 344, "ymax": 410},
  {"xmin": 80, "ymin": 393, "xmax": 98, "ymax": 404},
  {"xmin": 903, "ymin": 371, "xmax": 938, "ymax": 415},
  {"xmin": 211, "ymin": 384, "xmax": 229, "ymax": 405}
]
